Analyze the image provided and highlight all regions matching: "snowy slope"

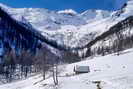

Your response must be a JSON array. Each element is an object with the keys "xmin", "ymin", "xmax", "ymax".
[
  {"xmin": 120, "ymin": 0, "xmax": 133, "ymax": 18},
  {"xmin": 0, "ymin": 2, "xmax": 126, "ymax": 48},
  {"xmin": 0, "ymin": 48, "xmax": 133, "ymax": 89},
  {"xmin": 43, "ymin": 0, "xmax": 133, "ymax": 47},
  {"xmin": 0, "ymin": 0, "xmax": 133, "ymax": 48},
  {"xmin": 42, "ymin": 18, "xmax": 116, "ymax": 47},
  {"xmin": 0, "ymin": 3, "xmax": 112, "ymax": 47},
  {"xmin": 0, "ymin": 3, "xmax": 111, "ymax": 31},
  {"xmin": 80, "ymin": 9, "xmax": 111, "ymax": 23},
  {"xmin": 0, "ymin": 4, "xmax": 85, "ymax": 30},
  {"xmin": 111, "ymin": 0, "xmax": 133, "ymax": 22}
]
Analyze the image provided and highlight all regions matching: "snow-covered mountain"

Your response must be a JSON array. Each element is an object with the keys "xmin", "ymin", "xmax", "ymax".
[
  {"xmin": 0, "ymin": 3, "xmax": 112, "ymax": 31},
  {"xmin": 111, "ymin": 0, "xmax": 133, "ymax": 21},
  {"xmin": 0, "ymin": 0, "xmax": 133, "ymax": 51},
  {"xmin": 41, "ymin": 0, "xmax": 133, "ymax": 48},
  {"xmin": 0, "ymin": 3, "xmax": 112, "ymax": 48},
  {"xmin": 80, "ymin": 10, "xmax": 111, "ymax": 23}
]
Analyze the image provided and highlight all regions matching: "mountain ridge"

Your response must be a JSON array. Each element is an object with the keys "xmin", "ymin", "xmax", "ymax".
[
  {"xmin": 0, "ymin": 0, "xmax": 133, "ymax": 54},
  {"xmin": 0, "ymin": 3, "xmax": 111, "ymax": 31}
]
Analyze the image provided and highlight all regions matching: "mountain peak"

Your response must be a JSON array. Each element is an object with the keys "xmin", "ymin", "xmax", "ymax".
[
  {"xmin": 57, "ymin": 9, "xmax": 77, "ymax": 16},
  {"xmin": 119, "ymin": 0, "xmax": 133, "ymax": 17},
  {"xmin": 0, "ymin": 3, "xmax": 10, "ymax": 9}
]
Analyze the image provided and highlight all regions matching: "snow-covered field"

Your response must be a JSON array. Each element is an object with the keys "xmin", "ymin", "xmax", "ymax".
[{"xmin": 0, "ymin": 48, "xmax": 133, "ymax": 89}]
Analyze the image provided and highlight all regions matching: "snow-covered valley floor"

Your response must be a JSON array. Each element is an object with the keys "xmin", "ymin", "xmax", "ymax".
[{"xmin": 1, "ymin": 49, "xmax": 133, "ymax": 89}]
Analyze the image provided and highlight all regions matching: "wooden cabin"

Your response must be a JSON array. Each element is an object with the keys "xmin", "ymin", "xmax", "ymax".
[{"xmin": 74, "ymin": 65, "xmax": 90, "ymax": 74}]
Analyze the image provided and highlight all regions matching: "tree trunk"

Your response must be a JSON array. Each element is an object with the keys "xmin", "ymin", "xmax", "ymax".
[{"xmin": 52, "ymin": 65, "xmax": 58, "ymax": 85}]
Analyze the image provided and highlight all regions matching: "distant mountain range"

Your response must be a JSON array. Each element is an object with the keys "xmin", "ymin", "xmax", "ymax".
[{"xmin": 0, "ymin": 0, "xmax": 133, "ymax": 56}]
